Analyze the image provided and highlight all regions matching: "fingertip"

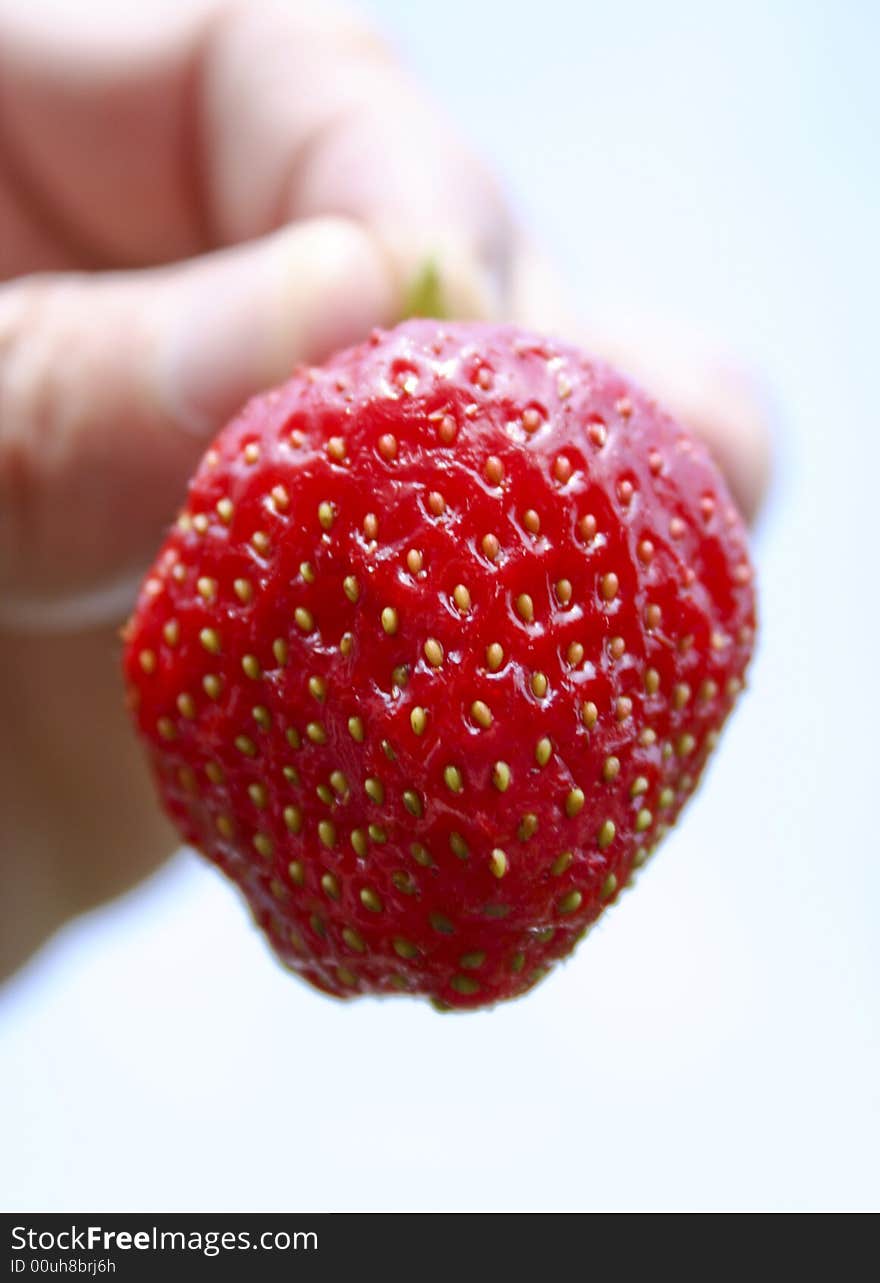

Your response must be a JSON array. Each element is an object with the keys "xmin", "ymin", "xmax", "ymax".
[
  {"xmin": 156, "ymin": 216, "xmax": 396, "ymax": 437},
  {"xmin": 572, "ymin": 316, "xmax": 775, "ymax": 526},
  {"xmin": 613, "ymin": 344, "xmax": 775, "ymax": 526},
  {"xmin": 679, "ymin": 358, "xmax": 775, "ymax": 526},
  {"xmin": 0, "ymin": 217, "xmax": 397, "ymax": 613}
]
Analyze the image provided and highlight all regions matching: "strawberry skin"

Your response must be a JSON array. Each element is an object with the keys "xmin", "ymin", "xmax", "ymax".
[{"xmin": 123, "ymin": 321, "xmax": 756, "ymax": 1009}]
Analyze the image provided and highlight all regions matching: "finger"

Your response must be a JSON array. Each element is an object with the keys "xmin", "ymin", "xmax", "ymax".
[
  {"xmin": 200, "ymin": 0, "xmax": 513, "ymax": 316},
  {"xmin": 0, "ymin": 0, "xmax": 216, "ymax": 270},
  {"xmin": 508, "ymin": 239, "xmax": 772, "ymax": 523},
  {"xmin": 0, "ymin": 0, "xmax": 513, "ymax": 314},
  {"xmin": 0, "ymin": 215, "xmax": 394, "ymax": 626}
]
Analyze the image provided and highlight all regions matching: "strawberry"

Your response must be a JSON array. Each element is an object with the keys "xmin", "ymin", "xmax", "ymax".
[{"xmin": 123, "ymin": 321, "xmax": 756, "ymax": 1009}]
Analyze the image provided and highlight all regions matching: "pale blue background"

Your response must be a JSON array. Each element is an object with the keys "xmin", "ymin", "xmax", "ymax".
[{"xmin": 2, "ymin": 0, "xmax": 878, "ymax": 1210}]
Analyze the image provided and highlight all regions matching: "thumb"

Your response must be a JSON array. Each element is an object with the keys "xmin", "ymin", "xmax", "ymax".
[{"xmin": 0, "ymin": 216, "xmax": 394, "ymax": 628}]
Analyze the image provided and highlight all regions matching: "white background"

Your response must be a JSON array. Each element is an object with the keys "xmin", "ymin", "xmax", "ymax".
[{"xmin": 2, "ymin": 0, "xmax": 878, "ymax": 1211}]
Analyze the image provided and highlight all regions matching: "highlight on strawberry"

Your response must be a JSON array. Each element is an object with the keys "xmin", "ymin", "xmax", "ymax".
[{"xmin": 123, "ymin": 321, "xmax": 756, "ymax": 1010}]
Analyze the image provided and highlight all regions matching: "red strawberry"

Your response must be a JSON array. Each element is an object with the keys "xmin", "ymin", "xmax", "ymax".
[{"xmin": 123, "ymin": 321, "xmax": 755, "ymax": 1009}]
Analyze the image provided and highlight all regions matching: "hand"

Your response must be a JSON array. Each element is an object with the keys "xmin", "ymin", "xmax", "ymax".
[{"xmin": 0, "ymin": 0, "xmax": 770, "ymax": 979}]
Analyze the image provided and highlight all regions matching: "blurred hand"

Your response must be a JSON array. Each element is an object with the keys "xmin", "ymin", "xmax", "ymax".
[{"xmin": 0, "ymin": 0, "xmax": 770, "ymax": 979}]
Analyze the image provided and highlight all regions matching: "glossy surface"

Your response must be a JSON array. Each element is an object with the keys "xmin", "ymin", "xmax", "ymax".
[{"xmin": 124, "ymin": 321, "xmax": 755, "ymax": 1007}]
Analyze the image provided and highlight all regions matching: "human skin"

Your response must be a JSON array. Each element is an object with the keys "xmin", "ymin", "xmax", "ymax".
[{"xmin": 0, "ymin": 0, "xmax": 771, "ymax": 980}]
